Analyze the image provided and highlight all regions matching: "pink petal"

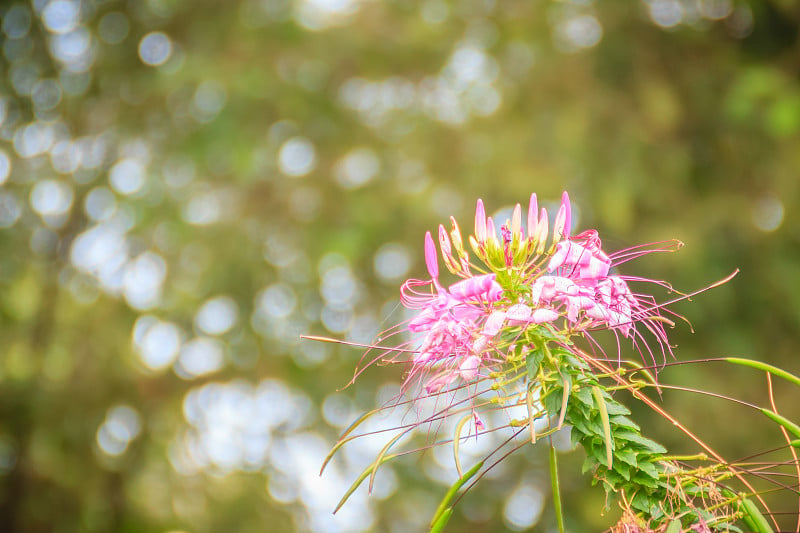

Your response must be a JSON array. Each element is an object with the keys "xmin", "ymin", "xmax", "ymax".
[
  {"xmin": 527, "ymin": 193, "xmax": 538, "ymax": 241},
  {"xmin": 482, "ymin": 310, "xmax": 507, "ymax": 336},
  {"xmin": 561, "ymin": 191, "xmax": 572, "ymax": 238},
  {"xmin": 449, "ymin": 274, "xmax": 502, "ymax": 302},
  {"xmin": 424, "ymin": 231, "xmax": 439, "ymax": 280},
  {"xmin": 475, "ymin": 199, "xmax": 486, "ymax": 242},
  {"xmin": 506, "ymin": 303, "xmax": 532, "ymax": 325},
  {"xmin": 459, "ymin": 355, "xmax": 481, "ymax": 380},
  {"xmin": 511, "ymin": 203, "xmax": 522, "ymax": 237},
  {"xmin": 532, "ymin": 308, "xmax": 559, "ymax": 323},
  {"xmin": 425, "ymin": 372, "xmax": 457, "ymax": 394}
]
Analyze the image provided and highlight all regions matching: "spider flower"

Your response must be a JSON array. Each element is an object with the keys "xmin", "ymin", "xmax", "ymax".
[
  {"xmin": 397, "ymin": 192, "xmax": 678, "ymax": 397},
  {"xmin": 319, "ymin": 192, "xmax": 747, "ymax": 533}
]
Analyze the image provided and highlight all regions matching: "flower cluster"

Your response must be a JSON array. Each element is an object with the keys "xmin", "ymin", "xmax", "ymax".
[
  {"xmin": 320, "ymin": 191, "xmax": 758, "ymax": 533},
  {"xmin": 399, "ymin": 192, "xmax": 673, "ymax": 398}
]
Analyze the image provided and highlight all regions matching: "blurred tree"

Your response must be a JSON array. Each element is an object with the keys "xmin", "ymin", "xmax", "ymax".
[{"xmin": 0, "ymin": 0, "xmax": 799, "ymax": 531}]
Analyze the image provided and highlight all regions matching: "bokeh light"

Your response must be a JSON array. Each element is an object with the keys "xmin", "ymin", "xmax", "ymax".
[{"xmin": 1, "ymin": 1, "xmax": 799, "ymax": 532}]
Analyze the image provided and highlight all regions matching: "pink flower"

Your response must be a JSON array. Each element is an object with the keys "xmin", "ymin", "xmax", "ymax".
[
  {"xmin": 547, "ymin": 230, "xmax": 611, "ymax": 282},
  {"xmin": 459, "ymin": 355, "xmax": 481, "ymax": 380},
  {"xmin": 482, "ymin": 310, "xmax": 507, "ymax": 336},
  {"xmin": 448, "ymin": 274, "xmax": 503, "ymax": 303},
  {"xmin": 425, "ymin": 372, "xmax": 458, "ymax": 394}
]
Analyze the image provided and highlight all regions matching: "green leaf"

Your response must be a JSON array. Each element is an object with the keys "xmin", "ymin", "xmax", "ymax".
[
  {"xmin": 636, "ymin": 459, "xmax": 660, "ymax": 480},
  {"xmin": 611, "ymin": 461, "xmax": 631, "ymax": 481},
  {"xmin": 543, "ymin": 371, "xmax": 573, "ymax": 417},
  {"xmin": 613, "ymin": 429, "xmax": 667, "ymax": 454},
  {"xmin": 585, "ymin": 414, "xmax": 607, "ymax": 437},
  {"xmin": 581, "ymin": 454, "xmax": 597, "ymax": 474},
  {"xmin": 588, "ymin": 439, "xmax": 610, "ymax": 468},
  {"xmin": 602, "ymin": 468, "xmax": 625, "ymax": 487},
  {"xmin": 543, "ymin": 385, "xmax": 564, "ymax": 415},
  {"xmin": 631, "ymin": 471, "xmax": 661, "ymax": 489},
  {"xmin": 570, "ymin": 416, "xmax": 592, "ymax": 439},
  {"xmin": 526, "ymin": 346, "xmax": 544, "ymax": 380},
  {"xmin": 631, "ymin": 492, "xmax": 651, "ymax": 513},
  {"xmin": 602, "ymin": 398, "xmax": 631, "ymax": 416},
  {"xmin": 615, "ymin": 447, "xmax": 638, "ymax": 467},
  {"xmin": 573, "ymin": 386, "xmax": 594, "ymax": 408},
  {"xmin": 609, "ymin": 415, "xmax": 640, "ymax": 432}
]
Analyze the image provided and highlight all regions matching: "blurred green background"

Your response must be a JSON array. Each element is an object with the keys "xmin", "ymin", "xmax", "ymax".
[{"xmin": 1, "ymin": 0, "xmax": 799, "ymax": 531}]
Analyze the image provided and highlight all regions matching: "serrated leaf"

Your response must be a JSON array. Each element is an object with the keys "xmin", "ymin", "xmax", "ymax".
[
  {"xmin": 611, "ymin": 461, "xmax": 631, "ymax": 481},
  {"xmin": 571, "ymin": 425, "xmax": 584, "ymax": 448},
  {"xmin": 526, "ymin": 346, "xmax": 544, "ymax": 380},
  {"xmin": 573, "ymin": 386, "xmax": 594, "ymax": 408},
  {"xmin": 581, "ymin": 454, "xmax": 597, "ymax": 474},
  {"xmin": 580, "ymin": 412, "xmax": 604, "ymax": 436},
  {"xmin": 543, "ymin": 386, "xmax": 564, "ymax": 415},
  {"xmin": 632, "ymin": 471, "xmax": 661, "ymax": 489},
  {"xmin": 615, "ymin": 447, "xmax": 638, "ymax": 467},
  {"xmin": 609, "ymin": 415, "xmax": 640, "ymax": 432},
  {"xmin": 613, "ymin": 429, "xmax": 667, "ymax": 454},
  {"xmin": 570, "ymin": 416, "xmax": 592, "ymax": 438},
  {"xmin": 602, "ymin": 398, "xmax": 631, "ymax": 416},
  {"xmin": 637, "ymin": 459, "xmax": 660, "ymax": 480},
  {"xmin": 588, "ymin": 440, "xmax": 610, "ymax": 468},
  {"xmin": 603, "ymin": 468, "xmax": 624, "ymax": 487},
  {"xmin": 631, "ymin": 492, "xmax": 651, "ymax": 513}
]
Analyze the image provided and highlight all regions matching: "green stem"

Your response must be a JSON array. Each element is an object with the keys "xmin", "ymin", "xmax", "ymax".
[{"xmin": 549, "ymin": 441, "xmax": 565, "ymax": 533}]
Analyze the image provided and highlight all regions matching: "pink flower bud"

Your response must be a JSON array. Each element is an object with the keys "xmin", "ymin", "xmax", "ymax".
[
  {"xmin": 474, "ymin": 199, "xmax": 487, "ymax": 243},
  {"xmin": 527, "ymin": 193, "xmax": 538, "ymax": 241},
  {"xmin": 511, "ymin": 203, "xmax": 522, "ymax": 239},
  {"xmin": 561, "ymin": 191, "xmax": 572, "ymax": 238},
  {"xmin": 424, "ymin": 231, "xmax": 439, "ymax": 280},
  {"xmin": 532, "ymin": 308, "xmax": 560, "ymax": 324},
  {"xmin": 482, "ymin": 310, "xmax": 507, "ymax": 336},
  {"xmin": 506, "ymin": 303, "xmax": 532, "ymax": 325},
  {"xmin": 425, "ymin": 372, "xmax": 457, "ymax": 394},
  {"xmin": 459, "ymin": 355, "xmax": 481, "ymax": 380}
]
